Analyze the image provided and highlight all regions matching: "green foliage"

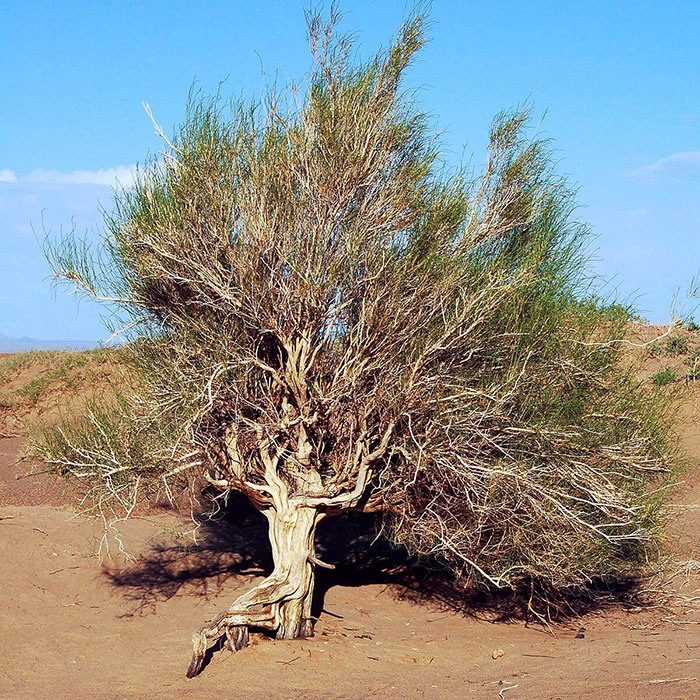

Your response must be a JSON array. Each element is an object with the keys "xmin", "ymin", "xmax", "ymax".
[
  {"xmin": 31, "ymin": 392, "xmax": 181, "ymax": 512},
  {"xmin": 685, "ymin": 317, "xmax": 700, "ymax": 332},
  {"xmin": 652, "ymin": 366, "xmax": 677, "ymax": 386},
  {"xmin": 666, "ymin": 335, "xmax": 689, "ymax": 355},
  {"xmin": 647, "ymin": 341, "xmax": 662, "ymax": 358},
  {"xmin": 0, "ymin": 350, "xmax": 45, "ymax": 382}
]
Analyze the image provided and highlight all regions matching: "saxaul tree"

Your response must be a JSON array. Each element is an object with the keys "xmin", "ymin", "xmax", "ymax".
[{"xmin": 39, "ymin": 8, "xmax": 676, "ymax": 678}]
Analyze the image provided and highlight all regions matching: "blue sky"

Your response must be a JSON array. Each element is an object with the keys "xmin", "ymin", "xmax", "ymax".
[{"xmin": 1, "ymin": 0, "xmax": 698, "ymax": 340}]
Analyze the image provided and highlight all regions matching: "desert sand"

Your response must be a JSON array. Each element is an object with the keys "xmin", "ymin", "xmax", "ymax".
[{"xmin": 1, "ymin": 334, "xmax": 698, "ymax": 699}]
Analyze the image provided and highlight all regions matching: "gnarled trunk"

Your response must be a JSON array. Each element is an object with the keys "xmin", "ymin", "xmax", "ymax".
[
  {"xmin": 269, "ymin": 505, "xmax": 318, "ymax": 639},
  {"xmin": 186, "ymin": 503, "xmax": 322, "ymax": 677}
]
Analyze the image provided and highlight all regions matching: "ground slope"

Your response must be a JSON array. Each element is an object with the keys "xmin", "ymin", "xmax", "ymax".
[{"xmin": 0, "ymin": 334, "xmax": 698, "ymax": 699}]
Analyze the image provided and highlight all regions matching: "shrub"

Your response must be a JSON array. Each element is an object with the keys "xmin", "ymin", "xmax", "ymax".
[
  {"xmin": 667, "ymin": 335, "xmax": 689, "ymax": 355},
  {"xmin": 652, "ymin": 367, "xmax": 677, "ymax": 386},
  {"xmin": 685, "ymin": 317, "xmax": 700, "ymax": 332},
  {"xmin": 36, "ymin": 7, "xmax": 678, "ymax": 676}
]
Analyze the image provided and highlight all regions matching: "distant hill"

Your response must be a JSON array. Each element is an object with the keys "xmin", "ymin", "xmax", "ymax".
[{"xmin": 0, "ymin": 332, "xmax": 101, "ymax": 353}]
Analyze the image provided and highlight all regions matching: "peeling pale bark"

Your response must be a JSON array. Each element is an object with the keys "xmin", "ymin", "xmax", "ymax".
[
  {"xmin": 186, "ymin": 503, "xmax": 322, "ymax": 678},
  {"xmin": 186, "ymin": 358, "xmax": 397, "ymax": 676},
  {"xmin": 269, "ymin": 504, "xmax": 319, "ymax": 639}
]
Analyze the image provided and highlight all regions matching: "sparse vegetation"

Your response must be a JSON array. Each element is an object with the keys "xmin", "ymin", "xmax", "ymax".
[
  {"xmin": 0, "ymin": 348, "xmax": 124, "ymax": 432},
  {"xmin": 685, "ymin": 317, "xmax": 700, "ymax": 332},
  {"xmin": 647, "ymin": 341, "xmax": 662, "ymax": 358},
  {"xmin": 35, "ymin": 7, "xmax": 678, "ymax": 678},
  {"xmin": 0, "ymin": 350, "xmax": 45, "ymax": 382},
  {"xmin": 667, "ymin": 335, "xmax": 689, "ymax": 355},
  {"xmin": 652, "ymin": 366, "xmax": 678, "ymax": 386}
]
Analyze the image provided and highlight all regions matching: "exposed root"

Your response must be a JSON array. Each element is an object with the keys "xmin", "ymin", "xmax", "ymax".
[
  {"xmin": 187, "ymin": 619, "xmax": 252, "ymax": 677},
  {"xmin": 186, "ymin": 569, "xmax": 313, "ymax": 677},
  {"xmin": 186, "ymin": 596, "xmax": 275, "ymax": 678},
  {"xmin": 225, "ymin": 625, "xmax": 250, "ymax": 652}
]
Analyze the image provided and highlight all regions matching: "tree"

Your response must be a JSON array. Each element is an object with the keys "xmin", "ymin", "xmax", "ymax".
[{"xmin": 39, "ymin": 7, "xmax": 676, "ymax": 678}]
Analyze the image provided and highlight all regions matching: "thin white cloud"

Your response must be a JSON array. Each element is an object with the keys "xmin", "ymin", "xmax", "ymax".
[
  {"xmin": 22, "ymin": 165, "xmax": 136, "ymax": 187},
  {"xmin": 630, "ymin": 151, "xmax": 700, "ymax": 178},
  {"xmin": 0, "ymin": 169, "xmax": 17, "ymax": 182}
]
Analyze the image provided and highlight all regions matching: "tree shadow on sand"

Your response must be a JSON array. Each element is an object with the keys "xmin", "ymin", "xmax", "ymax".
[{"xmin": 105, "ymin": 491, "xmax": 646, "ymax": 625}]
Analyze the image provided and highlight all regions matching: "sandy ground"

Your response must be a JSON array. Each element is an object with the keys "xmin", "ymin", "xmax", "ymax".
[
  {"xmin": 1, "ymin": 330, "xmax": 699, "ymax": 700},
  {"xmin": 1, "ymin": 435, "xmax": 698, "ymax": 700}
]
